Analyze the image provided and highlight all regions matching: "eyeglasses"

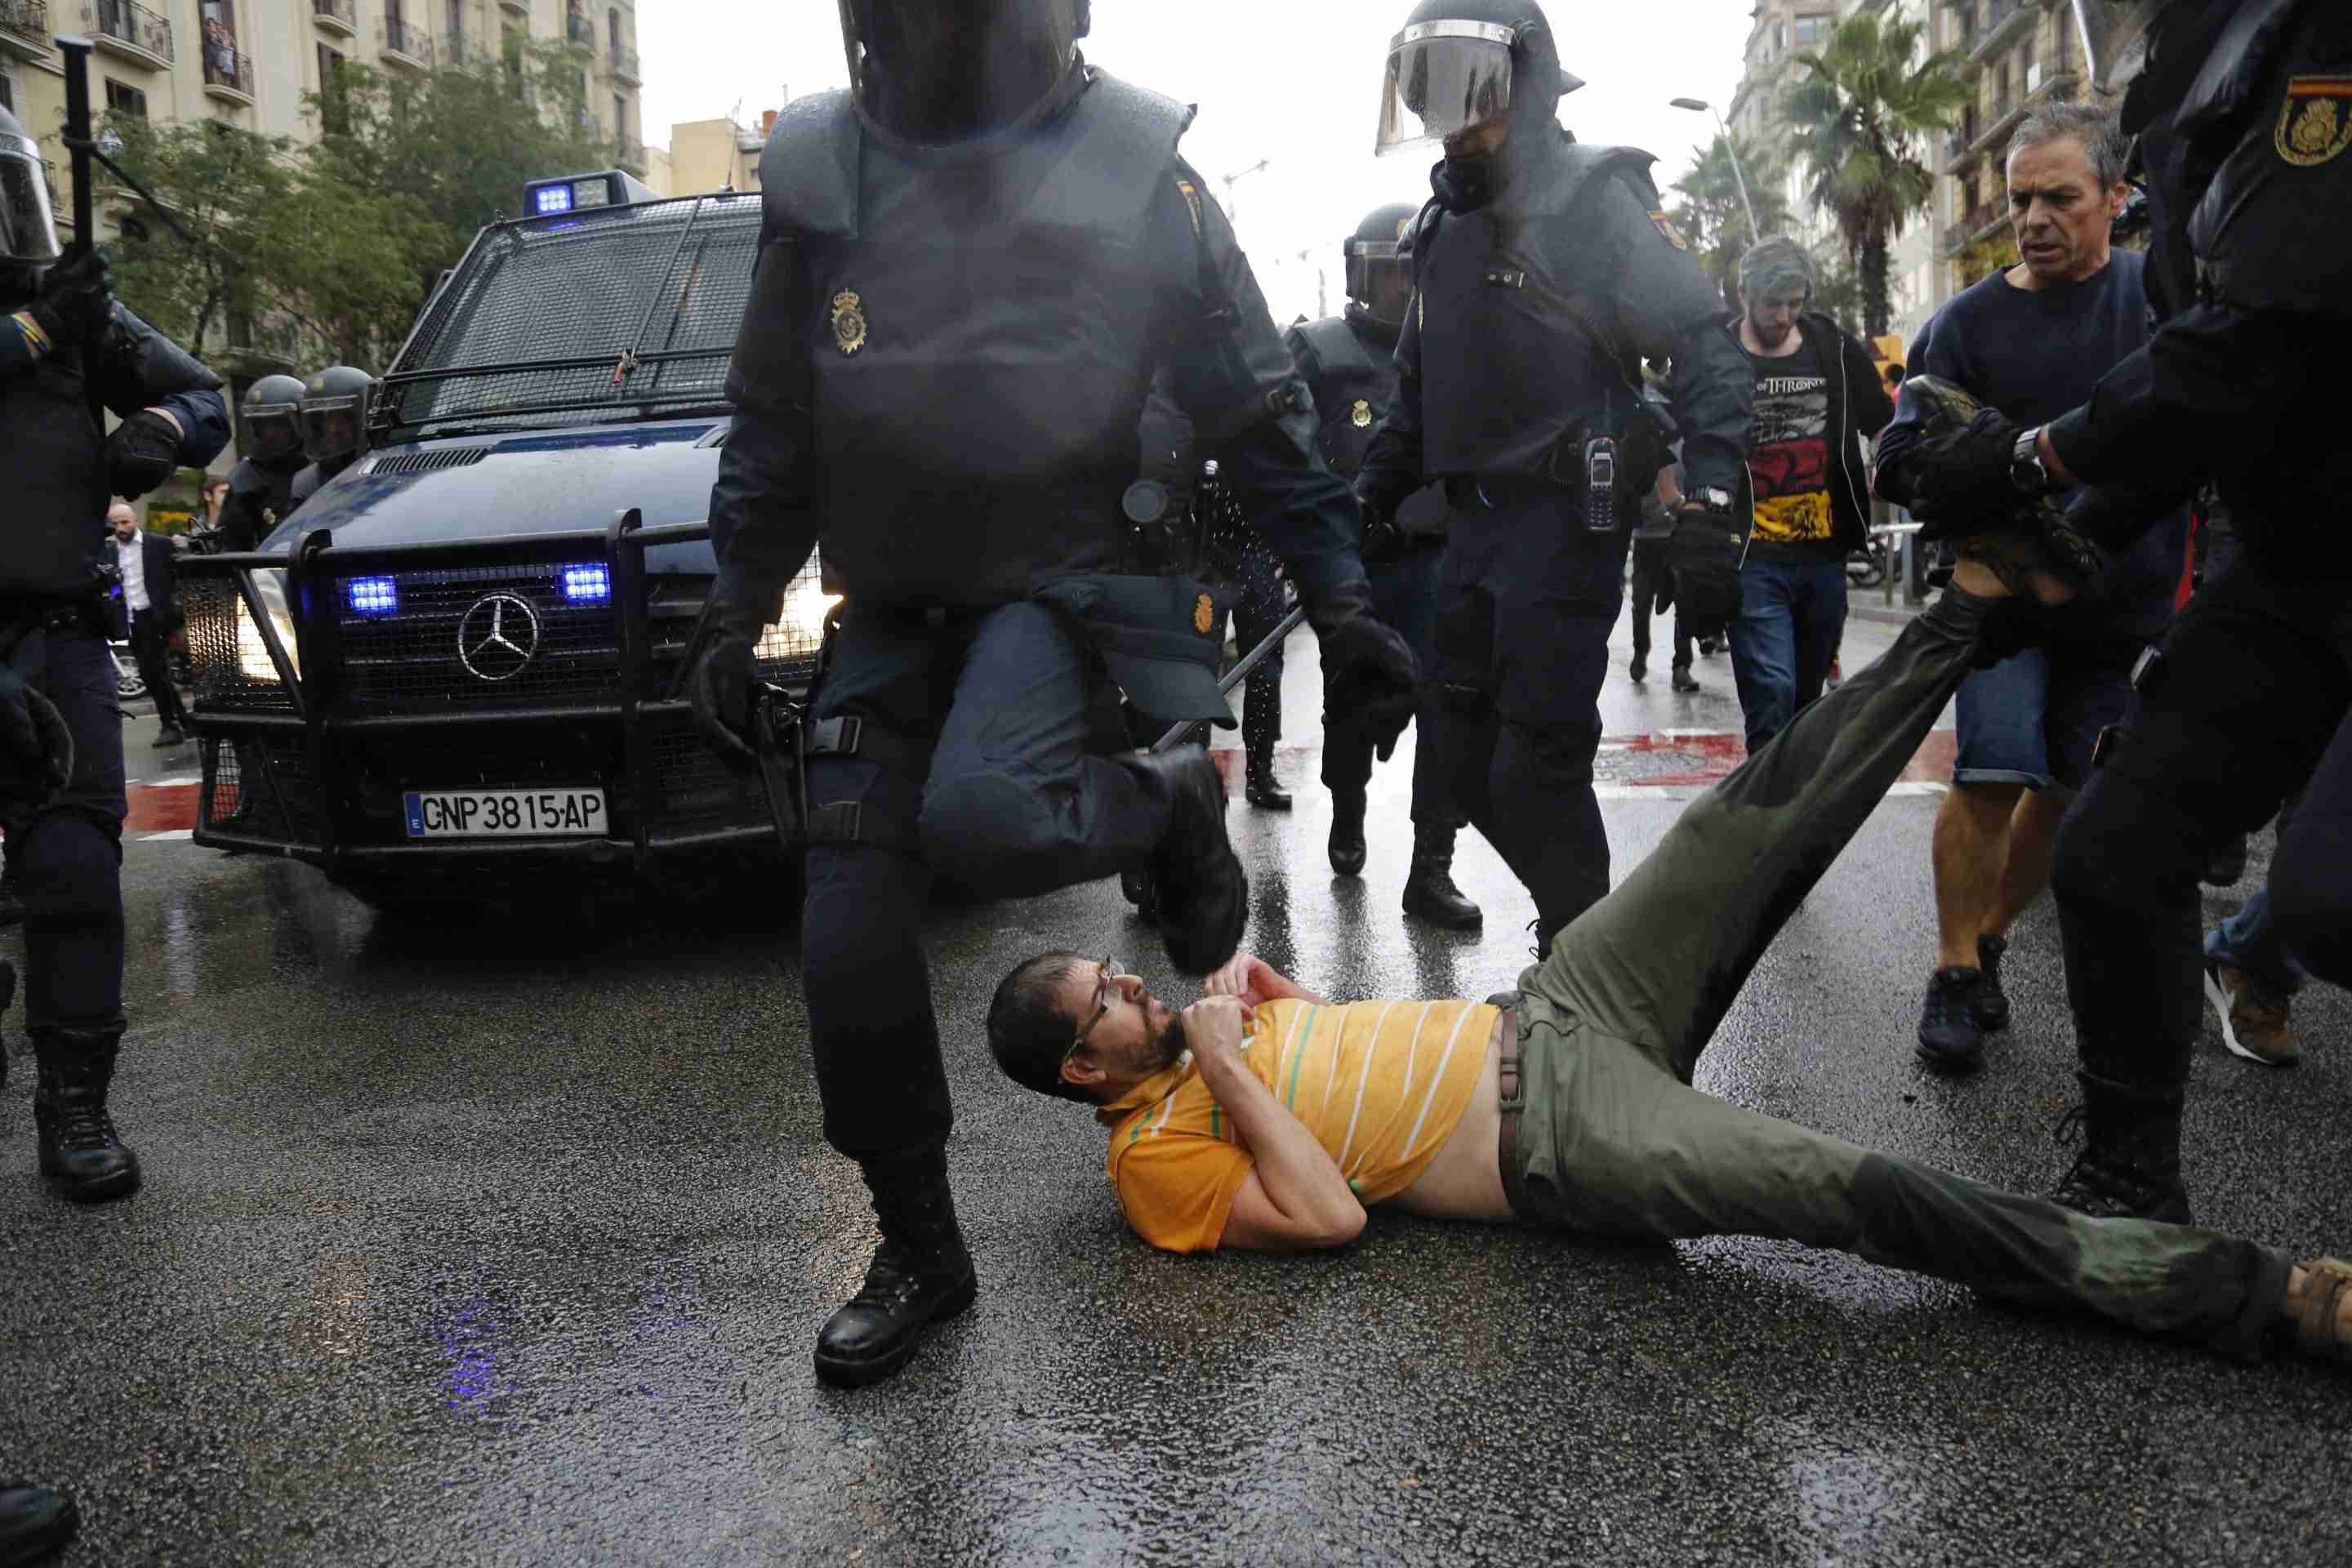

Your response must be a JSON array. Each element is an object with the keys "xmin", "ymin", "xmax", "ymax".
[{"xmin": 1064, "ymin": 955, "xmax": 1119, "ymax": 1071}]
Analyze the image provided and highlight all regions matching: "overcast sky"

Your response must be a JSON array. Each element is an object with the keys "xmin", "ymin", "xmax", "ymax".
[{"xmin": 637, "ymin": 2, "xmax": 1753, "ymax": 323}]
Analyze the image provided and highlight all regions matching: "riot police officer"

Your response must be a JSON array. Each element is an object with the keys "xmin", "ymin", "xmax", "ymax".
[
  {"xmin": 1288, "ymin": 203, "xmax": 1479, "ymax": 929},
  {"xmin": 0, "ymin": 112, "xmax": 229, "ymax": 1201},
  {"xmin": 686, "ymin": 0, "xmax": 1416, "ymax": 1388},
  {"xmin": 1353, "ymin": 0, "xmax": 1755, "ymax": 954},
  {"xmin": 214, "ymin": 372, "xmax": 307, "ymax": 550},
  {"xmin": 1896, "ymin": 0, "xmax": 2352, "ymax": 1221},
  {"xmin": 287, "ymin": 364, "xmax": 373, "ymax": 511}
]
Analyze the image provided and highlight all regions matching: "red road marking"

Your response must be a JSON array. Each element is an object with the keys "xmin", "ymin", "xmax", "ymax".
[
  {"xmin": 126, "ymin": 781, "xmax": 199, "ymax": 834},
  {"xmin": 1595, "ymin": 729, "xmax": 1956, "ymax": 790}
]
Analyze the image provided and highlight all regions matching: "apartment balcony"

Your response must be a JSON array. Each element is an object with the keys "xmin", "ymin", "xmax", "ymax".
[
  {"xmin": 1943, "ymin": 119, "xmax": 1979, "ymax": 173},
  {"xmin": 608, "ymin": 44, "xmax": 639, "ymax": 83},
  {"xmin": 382, "ymin": 16, "xmax": 432, "ymax": 67},
  {"xmin": 0, "ymin": 0, "xmax": 51, "ymax": 61},
  {"xmin": 310, "ymin": 0, "xmax": 355, "ymax": 35},
  {"xmin": 497, "ymin": 0, "xmax": 528, "ymax": 12},
  {"xmin": 202, "ymin": 39, "xmax": 255, "ymax": 105},
  {"xmin": 223, "ymin": 312, "xmax": 303, "ymax": 372},
  {"xmin": 564, "ymin": 14, "xmax": 593, "ymax": 47},
  {"xmin": 93, "ymin": 0, "xmax": 175, "ymax": 69},
  {"xmin": 1968, "ymin": 0, "xmax": 2034, "ymax": 67},
  {"xmin": 1966, "ymin": 96, "xmax": 2027, "ymax": 159},
  {"xmin": 1944, "ymin": 201, "xmax": 2011, "ymax": 255}
]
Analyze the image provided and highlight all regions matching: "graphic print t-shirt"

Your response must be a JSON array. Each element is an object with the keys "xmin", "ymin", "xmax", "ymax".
[{"xmin": 1743, "ymin": 336, "xmax": 1842, "ymax": 563}]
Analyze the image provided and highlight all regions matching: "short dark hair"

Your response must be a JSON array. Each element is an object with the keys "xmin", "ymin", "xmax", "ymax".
[
  {"xmin": 2007, "ymin": 102, "xmax": 2127, "ymax": 189},
  {"xmin": 988, "ymin": 951, "xmax": 1093, "ymax": 1104},
  {"xmin": 1883, "ymin": 361, "xmax": 1904, "ymax": 385}
]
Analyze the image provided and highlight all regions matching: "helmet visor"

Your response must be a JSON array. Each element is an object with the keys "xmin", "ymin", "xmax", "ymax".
[
  {"xmin": 1376, "ymin": 22, "xmax": 1517, "ymax": 158},
  {"xmin": 0, "ymin": 136, "xmax": 62, "ymax": 267},
  {"xmin": 301, "ymin": 394, "xmax": 365, "ymax": 466},
  {"xmin": 1345, "ymin": 238, "xmax": 1411, "ymax": 322},
  {"xmin": 2070, "ymin": 1, "xmax": 2159, "ymax": 97}
]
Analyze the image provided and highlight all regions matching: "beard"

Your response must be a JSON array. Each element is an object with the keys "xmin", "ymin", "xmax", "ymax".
[
  {"xmin": 856, "ymin": 0, "xmax": 1074, "ymax": 141},
  {"xmin": 1147, "ymin": 1004, "xmax": 1187, "ymax": 1072},
  {"xmin": 1748, "ymin": 313, "xmax": 1794, "ymax": 348}
]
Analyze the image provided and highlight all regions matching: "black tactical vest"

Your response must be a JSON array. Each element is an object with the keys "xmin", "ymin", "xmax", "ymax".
[
  {"xmin": 760, "ymin": 69, "xmax": 1196, "ymax": 607},
  {"xmin": 1292, "ymin": 313, "xmax": 1447, "ymax": 539},
  {"xmin": 0, "ymin": 349, "xmax": 115, "ymax": 599},
  {"xmin": 223, "ymin": 453, "xmax": 301, "ymax": 550},
  {"xmin": 1415, "ymin": 140, "xmax": 1655, "ymax": 485}
]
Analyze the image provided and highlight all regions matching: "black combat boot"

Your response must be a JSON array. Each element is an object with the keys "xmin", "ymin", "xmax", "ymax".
[
  {"xmin": 1244, "ymin": 751, "xmax": 1292, "ymax": 810},
  {"xmin": 33, "ymin": 1026, "xmax": 141, "ymax": 1203},
  {"xmin": 2047, "ymin": 1070, "xmax": 2191, "ymax": 1225},
  {"xmin": 814, "ymin": 1145, "xmax": 978, "ymax": 1389},
  {"xmin": 1401, "ymin": 824, "xmax": 1481, "ymax": 929},
  {"xmin": 1127, "ymin": 746, "xmax": 1247, "ymax": 975},
  {"xmin": 1328, "ymin": 788, "xmax": 1368, "ymax": 878},
  {"xmin": 0, "ymin": 1485, "xmax": 78, "ymax": 1566}
]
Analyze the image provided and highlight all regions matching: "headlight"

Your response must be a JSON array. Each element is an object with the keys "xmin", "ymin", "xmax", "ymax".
[
  {"xmin": 237, "ymin": 571, "xmax": 301, "ymax": 683},
  {"xmin": 759, "ymin": 579, "xmax": 841, "ymax": 661}
]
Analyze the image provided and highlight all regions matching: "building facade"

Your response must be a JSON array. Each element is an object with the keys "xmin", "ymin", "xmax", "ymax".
[{"xmin": 1934, "ymin": 0, "xmax": 2091, "ymax": 295}]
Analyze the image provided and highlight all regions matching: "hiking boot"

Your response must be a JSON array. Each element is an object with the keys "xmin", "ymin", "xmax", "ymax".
[
  {"xmin": 1915, "ymin": 967, "xmax": 1988, "ymax": 1072},
  {"xmin": 1132, "ymin": 746, "xmax": 1246, "ymax": 975},
  {"xmin": 1120, "ymin": 866, "xmax": 1159, "ymax": 925},
  {"xmin": 1671, "ymin": 664, "xmax": 1700, "ymax": 694},
  {"xmin": 1244, "ymin": 751, "xmax": 1292, "ymax": 811},
  {"xmin": 1628, "ymin": 652, "xmax": 1648, "ymax": 684},
  {"xmin": 2204, "ymin": 960, "xmax": 2301, "ymax": 1067},
  {"xmin": 813, "ymin": 1145, "xmax": 978, "ymax": 1389},
  {"xmin": 152, "ymin": 724, "xmax": 185, "ymax": 749},
  {"xmin": 1401, "ymin": 825, "xmax": 1481, "ymax": 930},
  {"xmin": 2284, "ymin": 1258, "xmax": 2352, "ymax": 1369},
  {"xmin": 1328, "ymin": 787, "xmax": 1368, "ymax": 878},
  {"xmin": 2047, "ymin": 1071, "xmax": 2191, "ymax": 1225},
  {"xmin": 0, "ymin": 1486, "xmax": 78, "ymax": 1566},
  {"xmin": 1973, "ymin": 933, "xmax": 2011, "ymax": 1031},
  {"xmin": 32, "ymin": 1026, "xmax": 141, "ymax": 1202}
]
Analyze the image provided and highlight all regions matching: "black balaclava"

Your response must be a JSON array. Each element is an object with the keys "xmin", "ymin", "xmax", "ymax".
[{"xmin": 847, "ymin": 0, "xmax": 1085, "ymax": 143}]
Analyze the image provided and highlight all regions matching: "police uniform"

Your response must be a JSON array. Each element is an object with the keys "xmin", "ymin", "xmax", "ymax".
[
  {"xmin": 1355, "ymin": 129, "xmax": 1753, "ymax": 947},
  {"xmin": 218, "ymin": 448, "xmax": 301, "ymax": 550},
  {"xmin": 0, "ymin": 297, "xmax": 227, "ymax": 1200}
]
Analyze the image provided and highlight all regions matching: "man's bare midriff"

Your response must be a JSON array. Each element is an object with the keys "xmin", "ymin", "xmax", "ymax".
[{"xmin": 1387, "ymin": 1009, "xmax": 1516, "ymax": 1223}]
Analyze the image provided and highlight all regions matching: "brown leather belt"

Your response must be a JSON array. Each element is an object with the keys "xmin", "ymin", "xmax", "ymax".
[{"xmin": 1495, "ymin": 1007, "xmax": 1526, "ymax": 1217}]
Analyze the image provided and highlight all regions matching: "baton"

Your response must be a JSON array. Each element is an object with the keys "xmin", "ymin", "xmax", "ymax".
[{"xmin": 1152, "ymin": 603, "xmax": 1306, "ymax": 755}]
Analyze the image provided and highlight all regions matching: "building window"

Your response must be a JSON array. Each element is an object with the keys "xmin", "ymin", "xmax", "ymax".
[
  {"xmin": 612, "ymin": 92, "xmax": 626, "ymax": 136},
  {"xmin": 318, "ymin": 43, "xmax": 348, "ymax": 131},
  {"xmin": 501, "ymin": 27, "xmax": 525, "ymax": 99},
  {"xmin": 607, "ymin": 7, "xmax": 621, "ymax": 53},
  {"xmin": 1793, "ymin": 13, "xmax": 1833, "ymax": 47},
  {"xmin": 0, "ymin": 74, "xmax": 13, "ymax": 116},
  {"xmin": 105, "ymin": 78, "xmax": 149, "ymax": 120}
]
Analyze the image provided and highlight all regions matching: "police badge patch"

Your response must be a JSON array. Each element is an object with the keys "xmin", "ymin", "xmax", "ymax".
[
  {"xmin": 1194, "ymin": 594, "xmax": 1215, "ymax": 635},
  {"xmin": 830, "ymin": 290, "xmax": 868, "ymax": 355},
  {"xmin": 1352, "ymin": 399, "xmax": 1373, "ymax": 428},
  {"xmin": 2278, "ymin": 78, "xmax": 2352, "ymax": 166},
  {"xmin": 1647, "ymin": 211, "xmax": 1690, "ymax": 252}
]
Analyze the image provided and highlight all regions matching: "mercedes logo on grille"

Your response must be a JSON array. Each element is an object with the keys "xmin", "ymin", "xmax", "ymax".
[{"xmin": 457, "ymin": 593, "xmax": 541, "ymax": 682}]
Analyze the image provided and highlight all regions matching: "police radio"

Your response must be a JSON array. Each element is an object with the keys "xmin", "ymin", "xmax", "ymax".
[{"xmin": 1583, "ymin": 436, "xmax": 1620, "ymax": 535}]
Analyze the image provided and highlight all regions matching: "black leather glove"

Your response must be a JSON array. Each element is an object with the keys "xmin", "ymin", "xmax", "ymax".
[
  {"xmin": 0, "ymin": 659, "xmax": 75, "ymax": 814},
  {"xmin": 1897, "ymin": 376, "xmax": 2029, "ymax": 521},
  {"xmin": 105, "ymin": 410, "xmax": 181, "ymax": 500},
  {"xmin": 26, "ymin": 249, "xmax": 115, "ymax": 350},
  {"xmin": 1653, "ymin": 566, "xmax": 1675, "ymax": 615},
  {"xmin": 1318, "ymin": 612, "xmax": 1419, "ymax": 762},
  {"xmin": 1666, "ymin": 501, "xmax": 1743, "ymax": 642},
  {"xmin": 681, "ymin": 564, "xmax": 777, "ymax": 772}
]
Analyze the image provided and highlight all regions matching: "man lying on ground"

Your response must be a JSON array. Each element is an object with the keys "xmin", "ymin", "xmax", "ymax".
[{"xmin": 987, "ymin": 556, "xmax": 2351, "ymax": 1371}]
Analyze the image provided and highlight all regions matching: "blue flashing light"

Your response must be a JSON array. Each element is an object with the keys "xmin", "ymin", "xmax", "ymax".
[
  {"xmin": 532, "ymin": 184, "xmax": 574, "ymax": 215},
  {"xmin": 345, "ymin": 577, "xmax": 399, "ymax": 617},
  {"xmin": 561, "ymin": 564, "xmax": 612, "ymax": 604}
]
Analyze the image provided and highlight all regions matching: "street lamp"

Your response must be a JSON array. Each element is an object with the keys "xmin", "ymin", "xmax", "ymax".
[
  {"xmin": 1670, "ymin": 96, "xmax": 1761, "ymax": 243},
  {"xmin": 1292, "ymin": 247, "xmax": 1328, "ymax": 319},
  {"xmin": 1219, "ymin": 158, "xmax": 1270, "ymax": 228}
]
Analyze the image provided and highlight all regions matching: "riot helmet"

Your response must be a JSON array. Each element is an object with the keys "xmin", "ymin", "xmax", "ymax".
[
  {"xmin": 1345, "ymin": 203, "xmax": 1422, "ymax": 330},
  {"xmin": 242, "ymin": 374, "xmax": 306, "ymax": 463},
  {"xmin": 1375, "ymin": 0, "xmax": 1583, "ymax": 158},
  {"xmin": 840, "ymin": 0, "xmax": 1086, "ymax": 143},
  {"xmin": 2069, "ymin": 0, "xmax": 2167, "ymax": 99},
  {"xmin": 299, "ymin": 365, "xmax": 374, "ymax": 470},
  {"xmin": 0, "ymin": 104, "xmax": 62, "ymax": 301}
]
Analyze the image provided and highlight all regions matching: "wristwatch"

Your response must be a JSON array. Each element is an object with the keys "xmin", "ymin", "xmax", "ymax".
[
  {"xmin": 1691, "ymin": 485, "xmax": 1734, "ymax": 514},
  {"xmin": 2009, "ymin": 427, "xmax": 2051, "ymax": 495}
]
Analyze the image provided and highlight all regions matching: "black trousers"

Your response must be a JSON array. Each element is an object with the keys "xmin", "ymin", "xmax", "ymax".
[
  {"xmin": 1203, "ymin": 541, "xmax": 1286, "ymax": 760},
  {"xmin": 799, "ymin": 602, "xmax": 1170, "ymax": 1157},
  {"xmin": 2052, "ymin": 555, "xmax": 2352, "ymax": 1091},
  {"xmin": 1, "ymin": 625, "xmax": 127, "ymax": 1034},
  {"xmin": 1430, "ymin": 490, "xmax": 1627, "ymax": 938},
  {"xmin": 128, "ymin": 609, "xmax": 188, "ymax": 732},
  {"xmin": 1628, "ymin": 541, "xmax": 1691, "ymax": 669},
  {"xmin": 1321, "ymin": 546, "xmax": 1451, "ymax": 827}
]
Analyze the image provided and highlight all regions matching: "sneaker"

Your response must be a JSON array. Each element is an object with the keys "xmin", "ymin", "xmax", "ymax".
[
  {"xmin": 1671, "ymin": 665, "xmax": 1699, "ymax": 694},
  {"xmin": 1628, "ymin": 653, "xmax": 1648, "ymax": 683},
  {"xmin": 1916, "ymin": 967, "xmax": 1988, "ymax": 1071},
  {"xmin": 152, "ymin": 724, "xmax": 185, "ymax": 748},
  {"xmin": 1973, "ymin": 933, "xmax": 2011, "ymax": 1031},
  {"xmin": 2203, "ymin": 960, "xmax": 2301, "ymax": 1067},
  {"xmin": 1825, "ymin": 657, "xmax": 1843, "ymax": 690}
]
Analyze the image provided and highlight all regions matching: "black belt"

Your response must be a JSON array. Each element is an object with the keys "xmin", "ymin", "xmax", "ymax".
[{"xmin": 1495, "ymin": 1007, "xmax": 1526, "ymax": 1216}]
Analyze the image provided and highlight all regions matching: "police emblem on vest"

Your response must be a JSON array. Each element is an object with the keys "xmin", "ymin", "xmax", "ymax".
[
  {"xmin": 1352, "ymin": 399, "xmax": 1373, "ymax": 428},
  {"xmin": 831, "ymin": 290, "xmax": 868, "ymax": 355},
  {"xmin": 2278, "ymin": 78, "xmax": 2352, "ymax": 167}
]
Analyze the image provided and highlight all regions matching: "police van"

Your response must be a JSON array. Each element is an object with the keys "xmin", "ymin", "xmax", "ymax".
[{"xmin": 177, "ymin": 171, "xmax": 829, "ymax": 906}]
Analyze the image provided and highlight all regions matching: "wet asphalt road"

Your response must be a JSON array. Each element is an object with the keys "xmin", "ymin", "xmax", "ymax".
[{"xmin": 6, "ymin": 606, "xmax": 2350, "ymax": 1566}]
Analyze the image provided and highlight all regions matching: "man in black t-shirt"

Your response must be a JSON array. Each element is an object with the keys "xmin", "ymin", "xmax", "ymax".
[
  {"xmin": 1878, "ymin": 104, "xmax": 2190, "ymax": 1078},
  {"xmin": 1719, "ymin": 239, "xmax": 1894, "ymax": 755}
]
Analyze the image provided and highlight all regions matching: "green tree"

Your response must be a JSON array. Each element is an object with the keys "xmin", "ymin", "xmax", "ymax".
[
  {"xmin": 100, "ymin": 116, "xmax": 298, "ymax": 360},
  {"xmin": 1780, "ymin": 11, "xmax": 1970, "ymax": 336},
  {"xmin": 1668, "ymin": 133, "xmax": 1793, "ymax": 307}
]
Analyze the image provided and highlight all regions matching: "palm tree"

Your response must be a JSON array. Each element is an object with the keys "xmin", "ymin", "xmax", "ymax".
[
  {"xmin": 1780, "ymin": 11, "xmax": 1971, "ymax": 336},
  {"xmin": 1669, "ymin": 133, "xmax": 1793, "ymax": 307}
]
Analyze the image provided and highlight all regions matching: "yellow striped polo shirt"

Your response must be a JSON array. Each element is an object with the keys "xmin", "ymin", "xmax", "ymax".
[{"xmin": 1095, "ymin": 998, "xmax": 1496, "ymax": 1254}]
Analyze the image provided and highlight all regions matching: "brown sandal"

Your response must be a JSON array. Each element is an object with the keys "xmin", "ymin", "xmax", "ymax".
[{"xmin": 2291, "ymin": 1258, "xmax": 2352, "ymax": 1363}]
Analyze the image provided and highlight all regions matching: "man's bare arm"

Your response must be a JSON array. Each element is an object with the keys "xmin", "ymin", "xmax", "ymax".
[
  {"xmin": 1180, "ymin": 998, "xmax": 1364, "ymax": 1251},
  {"xmin": 1202, "ymin": 954, "xmax": 1327, "ymax": 1007}
]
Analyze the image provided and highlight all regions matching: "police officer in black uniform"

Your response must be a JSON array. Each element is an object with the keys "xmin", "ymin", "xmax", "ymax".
[
  {"xmin": 1896, "ymin": 0, "xmax": 2352, "ymax": 1221},
  {"xmin": 0, "ymin": 114, "xmax": 229, "ymax": 1202},
  {"xmin": 686, "ymin": 0, "xmax": 1417, "ymax": 1388},
  {"xmin": 1289, "ymin": 203, "xmax": 1479, "ymax": 929},
  {"xmin": 287, "ymin": 364, "xmax": 373, "ymax": 512},
  {"xmin": 214, "ymin": 372, "xmax": 307, "ymax": 550},
  {"xmin": 1352, "ymin": 0, "xmax": 1755, "ymax": 955}
]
